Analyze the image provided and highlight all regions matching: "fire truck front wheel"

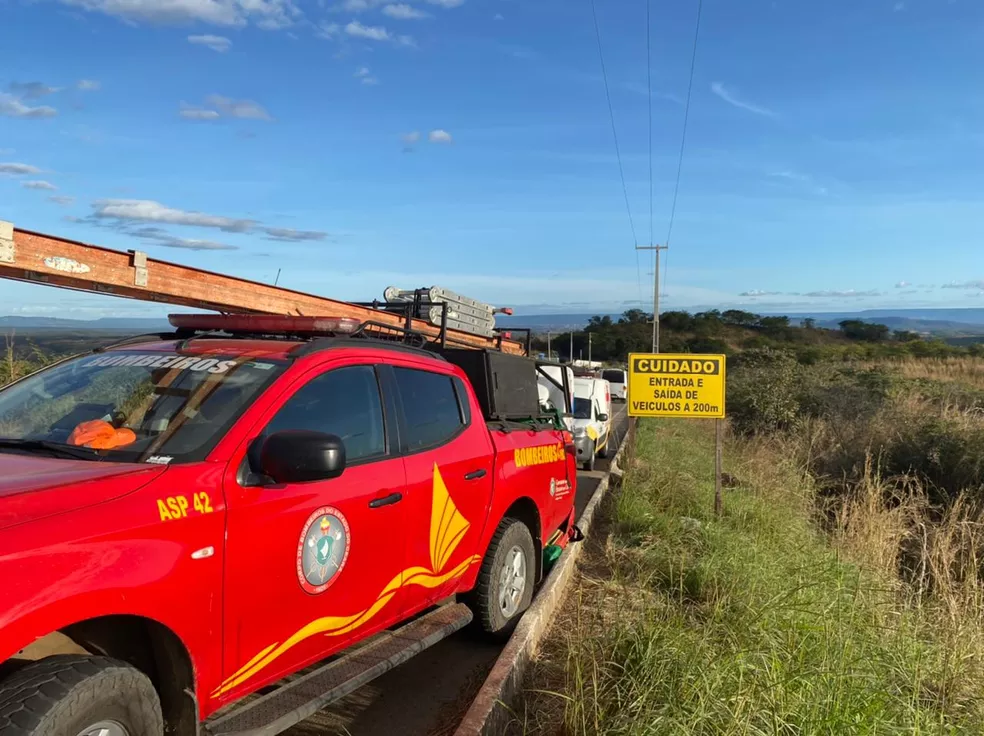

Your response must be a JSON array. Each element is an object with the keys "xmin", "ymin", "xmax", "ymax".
[
  {"xmin": 467, "ymin": 517, "xmax": 536, "ymax": 640},
  {"xmin": 0, "ymin": 655, "xmax": 163, "ymax": 736}
]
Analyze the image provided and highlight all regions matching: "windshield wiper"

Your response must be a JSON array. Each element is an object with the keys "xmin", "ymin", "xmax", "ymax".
[{"xmin": 0, "ymin": 439, "xmax": 103, "ymax": 461}]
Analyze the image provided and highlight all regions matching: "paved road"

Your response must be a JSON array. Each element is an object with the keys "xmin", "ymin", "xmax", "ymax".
[{"xmin": 285, "ymin": 404, "xmax": 630, "ymax": 736}]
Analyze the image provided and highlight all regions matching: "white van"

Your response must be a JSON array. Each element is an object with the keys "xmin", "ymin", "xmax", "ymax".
[
  {"xmin": 602, "ymin": 368, "xmax": 627, "ymax": 401},
  {"xmin": 572, "ymin": 377, "xmax": 612, "ymax": 471},
  {"xmin": 538, "ymin": 364, "xmax": 576, "ymax": 433}
]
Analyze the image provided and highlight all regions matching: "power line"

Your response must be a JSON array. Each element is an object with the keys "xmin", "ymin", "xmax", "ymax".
[
  {"xmin": 662, "ymin": 0, "xmax": 704, "ymax": 305},
  {"xmin": 647, "ymin": 0, "xmax": 653, "ymax": 249},
  {"xmin": 589, "ymin": 0, "xmax": 643, "ymax": 307}
]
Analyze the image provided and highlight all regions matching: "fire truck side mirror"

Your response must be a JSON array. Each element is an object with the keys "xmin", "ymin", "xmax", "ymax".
[{"xmin": 258, "ymin": 430, "xmax": 347, "ymax": 484}]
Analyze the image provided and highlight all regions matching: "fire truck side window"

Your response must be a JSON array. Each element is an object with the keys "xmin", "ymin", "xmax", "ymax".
[
  {"xmin": 264, "ymin": 366, "xmax": 386, "ymax": 463},
  {"xmin": 392, "ymin": 367, "xmax": 465, "ymax": 452}
]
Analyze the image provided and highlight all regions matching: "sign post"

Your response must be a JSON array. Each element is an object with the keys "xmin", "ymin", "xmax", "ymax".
[{"xmin": 627, "ymin": 353, "xmax": 727, "ymax": 515}]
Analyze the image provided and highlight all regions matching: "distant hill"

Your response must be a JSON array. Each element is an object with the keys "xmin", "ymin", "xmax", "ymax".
[
  {"xmin": 496, "ymin": 313, "xmax": 621, "ymax": 332},
  {"xmin": 784, "ymin": 308, "xmax": 984, "ymax": 325},
  {"xmin": 781, "ymin": 309, "xmax": 984, "ymax": 332},
  {"xmin": 812, "ymin": 316, "xmax": 984, "ymax": 336},
  {"xmin": 4, "ymin": 307, "xmax": 984, "ymax": 337},
  {"xmin": 0, "ymin": 316, "xmax": 171, "ymax": 330},
  {"xmin": 498, "ymin": 308, "xmax": 984, "ymax": 335}
]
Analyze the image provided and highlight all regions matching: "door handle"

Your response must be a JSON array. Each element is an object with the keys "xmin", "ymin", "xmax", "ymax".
[
  {"xmin": 368, "ymin": 492, "xmax": 403, "ymax": 509},
  {"xmin": 464, "ymin": 469, "xmax": 487, "ymax": 481}
]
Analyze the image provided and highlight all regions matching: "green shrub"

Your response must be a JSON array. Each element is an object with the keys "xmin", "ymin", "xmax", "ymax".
[{"xmin": 727, "ymin": 348, "xmax": 800, "ymax": 434}]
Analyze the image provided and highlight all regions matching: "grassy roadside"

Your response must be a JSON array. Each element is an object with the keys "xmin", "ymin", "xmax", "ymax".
[{"xmin": 513, "ymin": 418, "xmax": 984, "ymax": 735}]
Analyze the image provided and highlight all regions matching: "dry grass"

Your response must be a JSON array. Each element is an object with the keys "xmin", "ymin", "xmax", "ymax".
[
  {"xmin": 862, "ymin": 356, "xmax": 984, "ymax": 389},
  {"xmin": 515, "ymin": 419, "xmax": 984, "ymax": 735}
]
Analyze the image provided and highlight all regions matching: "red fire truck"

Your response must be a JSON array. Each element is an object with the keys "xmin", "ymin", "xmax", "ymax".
[{"xmin": 0, "ymin": 313, "xmax": 579, "ymax": 736}]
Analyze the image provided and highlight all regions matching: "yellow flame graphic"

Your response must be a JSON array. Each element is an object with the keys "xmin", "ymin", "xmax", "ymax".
[
  {"xmin": 212, "ymin": 464, "xmax": 477, "ymax": 698},
  {"xmin": 430, "ymin": 463, "xmax": 470, "ymax": 572}
]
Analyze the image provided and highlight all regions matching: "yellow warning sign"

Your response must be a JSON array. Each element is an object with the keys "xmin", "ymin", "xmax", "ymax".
[{"xmin": 627, "ymin": 353, "xmax": 726, "ymax": 418}]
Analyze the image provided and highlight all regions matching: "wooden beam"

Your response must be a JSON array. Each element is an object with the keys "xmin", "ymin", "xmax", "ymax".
[{"xmin": 0, "ymin": 225, "xmax": 524, "ymax": 355}]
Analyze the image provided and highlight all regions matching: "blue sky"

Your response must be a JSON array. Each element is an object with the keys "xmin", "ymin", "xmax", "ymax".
[{"xmin": 2, "ymin": 0, "xmax": 984, "ymax": 319}]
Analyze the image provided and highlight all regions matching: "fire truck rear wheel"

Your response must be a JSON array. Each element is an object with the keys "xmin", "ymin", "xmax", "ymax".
[
  {"xmin": 467, "ymin": 517, "xmax": 536, "ymax": 640},
  {"xmin": 0, "ymin": 655, "xmax": 163, "ymax": 736}
]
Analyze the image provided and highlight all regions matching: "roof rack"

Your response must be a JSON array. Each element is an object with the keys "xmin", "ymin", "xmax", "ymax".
[{"xmin": 164, "ymin": 310, "xmax": 491, "ymax": 356}]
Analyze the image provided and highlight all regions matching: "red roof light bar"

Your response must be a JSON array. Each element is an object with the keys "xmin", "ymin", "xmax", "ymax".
[{"xmin": 168, "ymin": 314, "xmax": 362, "ymax": 336}]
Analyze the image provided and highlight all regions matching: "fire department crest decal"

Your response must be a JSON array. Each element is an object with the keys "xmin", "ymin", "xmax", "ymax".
[{"xmin": 296, "ymin": 507, "xmax": 350, "ymax": 595}]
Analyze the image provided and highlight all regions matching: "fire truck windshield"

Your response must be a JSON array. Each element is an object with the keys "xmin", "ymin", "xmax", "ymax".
[{"xmin": 0, "ymin": 350, "xmax": 286, "ymax": 464}]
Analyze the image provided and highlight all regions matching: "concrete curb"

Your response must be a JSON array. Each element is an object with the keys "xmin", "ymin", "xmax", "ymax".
[{"xmin": 453, "ymin": 418, "xmax": 633, "ymax": 736}]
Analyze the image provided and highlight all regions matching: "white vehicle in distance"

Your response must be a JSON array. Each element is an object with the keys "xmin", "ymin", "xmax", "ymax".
[
  {"xmin": 572, "ymin": 377, "xmax": 612, "ymax": 471},
  {"xmin": 538, "ymin": 363, "xmax": 576, "ymax": 433},
  {"xmin": 602, "ymin": 368, "xmax": 627, "ymax": 401}
]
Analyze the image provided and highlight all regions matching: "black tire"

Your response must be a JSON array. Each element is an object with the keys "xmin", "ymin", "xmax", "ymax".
[
  {"xmin": 466, "ymin": 518, "xmax": 536, "ymax": 640},
  {"xmin": 599, "ymin": 434, "xmax": 612, "ymax": 459},
  {"xmin": 582, "ymin": 443, "xmax": 596, "ymax": 471},
  {"xmin": 0, "ymin": 655, "xmax": 163, "ymax": 736}
]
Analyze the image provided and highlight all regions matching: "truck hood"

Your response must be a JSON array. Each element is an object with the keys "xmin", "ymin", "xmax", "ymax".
[{"xmin": 0, "ymin": 454, "xmax": 167, "ymax": 530}]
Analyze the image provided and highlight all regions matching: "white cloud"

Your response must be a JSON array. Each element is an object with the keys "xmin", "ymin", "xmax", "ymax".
[
  {"xmin": 942, "ymin": 280, "xmax": 984, "ymax": 290},
  {"xmin": 401, "ymin": 131, "xmax": 421, "ymax": 145},
  {"xmin": 354, "ymin": 67, "xmax": 379, "ymax": 85},
  {"xmin": 77, "ymin": 79, "xmax": 101, "ymax": 91},
  {"xmin": 383, "ymin": 3, "xmax": 427, "ymax": 18},
  {"xmin": 317, "ymin": 21, "xmax": 341, "ymax": 37},
  {"xmin": 327, "ymin": 19, "xmax": 413, "ymax": 45},
  {"xmin": 132, "ymin": 227, "xmax": 239, "ymax": 250},
  {"xmin": 769, "ymin": 170, "xmax": 809, "ymax": 183},
  {"xmin": 739, "ymin": 289, "xmax": 782, "ymax": 297},
  {"xmin": 428, "ymin": 128, "xmax": 452, "ymax": 144},
  {"xmin": 207, "ymin": 95, "xmax": 271, "ymax": 119},
  {"xmin": 23, "ymin": 180, "xmax": 57, "ymax": 191},
  {"xmin": 767, "ymin": 170, "xmax": 828, "ymax": 196},
  {"xmin": 179, "ymin": 105, "xmax": 221, "ymax": 120},
  {"xmin": 0, "ymin": 93, "xmax": 57, "ymax": 119},
  {"xmin": 0, "ymin": 162, "xmax": 42, "ymax": 175},
  {"xmin": 88, "ymin": 199, "xmax": 328, "ymax": 242},
  {"xmin": 48, "ymin": 195, "xmax": 75, "ymax": 205},
  {"xmin": 188, "ymin": 34, "xmax": 232, "ymax": 51},
  {"xmin": 895, "ymin": 280, "xmax": 910, "ymax": 288},
  {"xmin": 93, "ymin": 199, "xmax": 256, "ymax": 232},
  {"xmin": 333, "ymin": 0, "xmax": 453, "ymax": 11},
  {"xmin": 499, "ymin": 44, "xmax": 536, "ymax": 60},
  {"xmin": 57, "ymin": 0, "xmax": 300, "ymax": 30},
  {"xmin": 262, "ymin": 227, "xmax": 327, "ymax": 242},
  {"xmin": 8, "ymin": 82, "xmax": 61, "ymax": 99},
  {"xmin": 150, "ymin": 236, "xmax": 239, "ymax": 250},
  {"xmin": 710, "ymin": 81, "xmax": 775, "ymax": 117},
  {"xmin": 180, "ymin": 96, "xmax": 271, "ymax": 121},
  {"xmin": 345, "ymin": 19, "xmax": 390, "ymax": 39},
  {"xmin": 493, "ymin": 12, "xmax": 503, "ymax": 20},
  {"xmin": 803, "ymin": 289, "xmax": 880, "ymax": 298}
]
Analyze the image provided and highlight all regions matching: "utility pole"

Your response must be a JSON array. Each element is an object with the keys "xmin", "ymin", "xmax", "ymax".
[
  {"xmin": 588, "ymin": 332, "xmax": 592, "ymax": 364},
  {"xmin": 547, "ymin": 332, "xmax": 552, "ymax": 361},
  {"xmin": 636, "ymin": 244, "xmax": 668, "ymax": 352},
  {"xmin": 570, "ymin": 331, "xmax": 574, "ymax": 363}
]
